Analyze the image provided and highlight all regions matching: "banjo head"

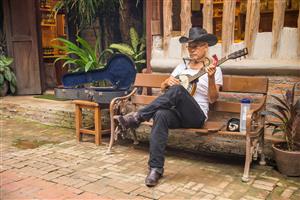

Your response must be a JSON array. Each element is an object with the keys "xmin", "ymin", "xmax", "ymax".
[{"xmin": 178, "ymin": 74, "xmax": 193, "ymax": 93}]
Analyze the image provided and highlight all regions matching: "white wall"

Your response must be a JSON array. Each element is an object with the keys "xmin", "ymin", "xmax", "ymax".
[{"xmin": 151, "ymin": 27, "xmax": 300, "ymax": 70}]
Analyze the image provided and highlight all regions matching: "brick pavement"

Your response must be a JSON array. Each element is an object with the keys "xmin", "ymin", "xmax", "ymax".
[{"xmin": 1, "ymin": 117, "xmax": 300, "ymax": 199}]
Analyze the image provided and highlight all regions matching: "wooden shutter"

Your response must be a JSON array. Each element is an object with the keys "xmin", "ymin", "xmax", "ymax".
[{"xmin": 3, "ymin": 0, "xmax": 43, "ymax": 94}]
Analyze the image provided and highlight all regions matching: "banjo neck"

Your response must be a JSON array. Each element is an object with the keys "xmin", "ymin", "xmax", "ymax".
[{"xmin": 188, "ymin": 56, "xmax": 228, "ymax": 83}]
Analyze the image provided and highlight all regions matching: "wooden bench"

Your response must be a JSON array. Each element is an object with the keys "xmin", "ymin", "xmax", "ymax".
[{"xmin": 108, "ymin": 73, "xmax": 268, "ymax": 182}]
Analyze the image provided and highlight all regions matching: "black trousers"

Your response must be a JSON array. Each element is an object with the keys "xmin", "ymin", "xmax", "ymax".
[{"xmin": 138, "ymin": 85, "xmax": 206, "ymax": 169}]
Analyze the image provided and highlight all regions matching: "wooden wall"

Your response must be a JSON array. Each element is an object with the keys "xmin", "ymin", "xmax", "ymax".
[{"xmin": 149, "ymin": 0, "xmax": 300, "ymax": 59}]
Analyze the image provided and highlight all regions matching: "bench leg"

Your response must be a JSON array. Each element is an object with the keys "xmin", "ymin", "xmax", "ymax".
[
  {"xmin": 75, "ymin": 105, "xmax": 82, "ymax": 142},
  {"xmin": 242, "ymin": 134, "xmax": 252, "ymax": 182},
  {"xmin": 107, "ymin": 110, "xmax": 116, "ymax": 154},
  {"xmin": 259, "ymin": 131, "xmax": 266, "ymax": 165},
  {"xmin": 95, "ymin": 107, "xmax": 101, "ymax": 146}
]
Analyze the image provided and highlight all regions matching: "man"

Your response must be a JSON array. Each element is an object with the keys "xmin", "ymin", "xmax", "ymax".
[{"xmin": 116, "ymin": 27, "xmax": 223, "ymax": 187}]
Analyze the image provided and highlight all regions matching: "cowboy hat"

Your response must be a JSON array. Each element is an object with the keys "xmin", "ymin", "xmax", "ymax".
[{"xmin": 179, "ymin": 27, "xmax": 218, "ymax": 46}]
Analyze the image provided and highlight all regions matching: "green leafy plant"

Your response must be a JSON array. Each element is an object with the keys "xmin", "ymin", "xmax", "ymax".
[
  {"xmin": 53, "ymin": 36, "xmax": 113, "ymax": 73},
  {"xmin": 265, "ymin": 82, "xmax": 300, "ymax": 151},
  {"xmin": 109, "ymin": 27, "xmax": 146, "ymax": 72},
  {"xmin": 0, "ymin": 55, "xmax": 17, "ymax": 94}
]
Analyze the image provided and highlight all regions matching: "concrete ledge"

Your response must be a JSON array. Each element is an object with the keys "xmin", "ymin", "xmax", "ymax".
[{"xmin": 0, "ymin": 96, "xmax": 110, "ymax": 129}]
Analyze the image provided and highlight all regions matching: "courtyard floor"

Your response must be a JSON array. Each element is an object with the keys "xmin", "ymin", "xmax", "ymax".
[{"xmin": 1, "ymin": 116, "xmax": 300, "ymax": 200}]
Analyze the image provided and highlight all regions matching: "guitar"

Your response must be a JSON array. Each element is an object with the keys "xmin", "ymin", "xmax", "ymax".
[{"xmin": 176, "ymin": 48, "xmax": 248, "ymax": 95}]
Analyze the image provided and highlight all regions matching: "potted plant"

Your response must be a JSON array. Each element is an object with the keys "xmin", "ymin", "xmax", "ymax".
[
  {"xmin": 109, "ymin": 27, "xmax": 146, "ymax": 72},
  {"xmin": 0, "ymin": 55, "xmax": 17, "ymax": 96},
  {"xmin": 265, "ymin": 81, "xmax": 300, "ymax": 176}
]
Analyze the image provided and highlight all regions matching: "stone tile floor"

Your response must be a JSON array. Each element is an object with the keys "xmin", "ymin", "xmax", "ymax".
[{"xmin": 1, "ymin": 116, "xmax": 300, "ymax": 199}]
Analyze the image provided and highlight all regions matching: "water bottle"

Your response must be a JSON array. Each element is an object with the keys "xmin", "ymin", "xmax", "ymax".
[{"xmin": 240, "ymin": 98, "xmax": 251, "ymax": 133}]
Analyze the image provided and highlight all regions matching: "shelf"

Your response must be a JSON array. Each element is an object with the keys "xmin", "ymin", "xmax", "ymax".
[
  {"xmin": 43, "ymin": 55, "xmax": 65, "ymax": 59},
  {"xmin": 40, "ymin": 8, "xmax": 53, "ymax": 12},
  {"xmin": 41, "ymin": 23, "xmax": 56, "ymax": 27}
]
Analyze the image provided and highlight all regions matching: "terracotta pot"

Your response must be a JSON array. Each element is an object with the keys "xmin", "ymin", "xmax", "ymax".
[
  {"xmin": 0, "ymin": 81, "xmax": 9, "ymax": 97},
  {"xmin": 272, "ymin": 143, "xmax": 300, "ymax": 176}
]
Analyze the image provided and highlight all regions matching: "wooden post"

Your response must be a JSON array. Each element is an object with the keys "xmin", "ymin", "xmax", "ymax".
[
  {"xmin": 203, "ymin": 0, "xmax": 213, "ymax": 33},
  {"xmin": 75, "ymin": 105, "xmax": 82, "ymax": 142},
  {"xmin": 244, "ymin": 0, "xmax": 260, "ymax": 57},
  {"xmin": 180, "ymin": 0, "xmax": 192, "ymax": 35},
  {"xmin": 298, "ymin": 8, "xmax": 300, "ymax": 58},
  {"xmin": 94, "ymin": 107, "xmax": 101, "ymax": 145},
  {"xmin": 222, "ymin": 0, "xmax": 236, "ymax": 56},
  {"xmin": 271, "ymin": 0, "xmax": 286, "ymax": 58},
  {"xmin": 163, "ymin": 0, "xmax": 172, "ymax": 56},
  {"xmin": 146, "ymin": 0, "xmax": 153, "ymax": 72},
  {"xmin": 180, "ymin": 0, "xmax": 192, "ymax": 56}
]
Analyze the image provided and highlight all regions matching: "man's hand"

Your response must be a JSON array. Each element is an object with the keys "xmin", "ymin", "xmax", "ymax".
[
  {"xmin": 206, "ymin": 56, "xmax": 218, "ymax": 77},
  {"xmin": 166, "ymin": 76, "xmax": 180, "ymax": 86},
  {"xmin": 161, "ymin": 76, "xmax": 180, "ymax": 91}
]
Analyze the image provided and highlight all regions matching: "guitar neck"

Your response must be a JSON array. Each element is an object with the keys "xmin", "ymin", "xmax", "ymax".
[{"xmin": 189, "ymin": 56, "xmax": 228, "ymax": 83}]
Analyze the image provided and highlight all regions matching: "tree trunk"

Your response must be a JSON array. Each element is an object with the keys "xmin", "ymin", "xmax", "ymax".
[{"xmin": 119, "ymin": 0, "xmax": 144, "ymax": 43}]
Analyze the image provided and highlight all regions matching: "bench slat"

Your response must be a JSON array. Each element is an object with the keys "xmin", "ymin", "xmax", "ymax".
[
  {"xmin": 210, "ymin": 101, "xmax": 261, "ymax": 113},
  {"xmin": 134, "ymin": 73, "xmax": 169, "ymax": 88},
  {"xmin": 222, "ymin": 76, "xmax": 268, "ymax": 94},
  {"xmin": 141, "ymin": 121, "xmax": 225, "ymax": 133}
]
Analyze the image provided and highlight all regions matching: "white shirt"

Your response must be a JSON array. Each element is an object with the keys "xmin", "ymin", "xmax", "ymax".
[{"xmin": 171, "ymin": 63, "xmax": 223, "ymax": 118}]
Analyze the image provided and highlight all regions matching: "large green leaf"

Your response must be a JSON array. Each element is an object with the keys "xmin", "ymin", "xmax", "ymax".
[
  {"xmin": 11, "ymin": 73, "xmax": 17, "ymax": 86},
  {"xmin": 130, "ymin": 27, "xmax": 139, "ymax": 53},
  {"xmin": 9, "ymin": 83, "xmax": 15, "ymax": 94},
  {"xmin": 4, "ymin": 69, "xmax": 12, "ymax": 81},
  {"xmin": 110, "ymin": 44, "xmax": 134, "ymax": 56},
  {"xmin": 0, "ymin": 74, "xmax": 4, "ymax": 85},
  {"xmin": 77, "ymin": 36, "xmax": 96, "ymax": 60}
]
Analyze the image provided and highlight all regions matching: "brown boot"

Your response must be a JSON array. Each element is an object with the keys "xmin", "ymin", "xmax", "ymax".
[
  {"xmin": 145, "ymin": 168, "xmax": 163, "ymax": 187},
  {"xmin": 114, "ymin": 112, "xmax": 142, "ymax": 129}
]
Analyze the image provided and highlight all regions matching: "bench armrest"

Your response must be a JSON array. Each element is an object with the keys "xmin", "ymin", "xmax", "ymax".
[
  {"xmin": 246, "ymin": 95, "xmax": 267, "ymax": 135},
  {"xmin": 109, "ymin": 88, "xmax": 138, "ymax": 115}
]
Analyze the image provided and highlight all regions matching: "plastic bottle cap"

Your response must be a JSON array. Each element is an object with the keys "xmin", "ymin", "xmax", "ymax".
[{"xmin": 241, "ymin": 98, "xmax": 251, "ymax": 104}]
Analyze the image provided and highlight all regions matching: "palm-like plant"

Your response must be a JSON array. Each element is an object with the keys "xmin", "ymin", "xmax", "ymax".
[
  {"xmin": 109, "ymin": 27, "xmax": 146, "ymax": 72},
  {"xmin": 265, "ymin": 82, "xmax": 300, "ymax": 151},
  {"xmin": 53, "ymin": 36, "xmax": 113, "ymax": 73}
]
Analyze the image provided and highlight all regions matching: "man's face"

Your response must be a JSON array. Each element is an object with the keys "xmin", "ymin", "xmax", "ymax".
[{"xmin": 187, "ymin": 41, "xmax": 208, "ymax": 61}]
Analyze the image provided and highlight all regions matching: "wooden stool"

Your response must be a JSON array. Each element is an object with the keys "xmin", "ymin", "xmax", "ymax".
[{"xmin": 73, "ymin": 100, "xmax": 102, "ymax": 145}]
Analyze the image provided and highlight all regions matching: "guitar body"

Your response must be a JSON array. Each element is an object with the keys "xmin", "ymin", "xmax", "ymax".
[{"xmin": 176, "ymin": 74, "xmax": 197, "ymax": 95}]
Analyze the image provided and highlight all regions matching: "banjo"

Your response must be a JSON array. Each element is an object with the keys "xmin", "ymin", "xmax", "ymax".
[{"xmin": 176, "ymin": 48, "xmax": 248, "ymax": 95}]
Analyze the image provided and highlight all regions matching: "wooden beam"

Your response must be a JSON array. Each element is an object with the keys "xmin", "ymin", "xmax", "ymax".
[
  {"xmin": 221, "ymin": 0, "xmax": 236, "ymax": 56},
  {"xmin": 146, "ymin": 0, "xmax": 153, "ymax": 72},
  {"xmin": 202, "ymin": 0, "xmax": 213, "ymax": 33},
  {"xmin": 244, "ymin": 0, "xmax": 260, "ymax": 57},
  {"xmin": 151, "ymin": 0, "xmax": 162, "ymax": 35},
  {"xmin": 180, "ymin": 0, "xmax": 191, "ymax": 56},
  {"xmin": 271, "ymin": 0, "xmax": 286, "ymax": 58},
  {"xmin": 163, "ymin": 0, "xmax": 172, "ymax": 56},
  {"xmin": 298, "ymin": 8, "xmax": 300, "ymax": 58},
  {"xmin": 180, "ymin": 0, "xmax": 192, "ymax": 35}
]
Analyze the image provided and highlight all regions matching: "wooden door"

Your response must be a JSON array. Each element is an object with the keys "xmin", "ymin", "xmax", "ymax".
[{"xmin": 3, "ymin": 0, "xmax": 43, "ymax": 94}]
